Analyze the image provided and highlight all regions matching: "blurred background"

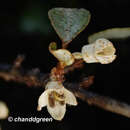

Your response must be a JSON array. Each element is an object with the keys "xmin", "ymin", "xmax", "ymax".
[{"xmin": 0, "ymin": 0, "xmax": 130, "ymax": 129}]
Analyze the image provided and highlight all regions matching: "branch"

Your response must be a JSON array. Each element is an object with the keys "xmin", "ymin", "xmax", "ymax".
[
  {"xmin": 0, "ymin": 57, "xmax": 49, "ymax": 87},
  {"xmin": 0, "ymin": 56, "xmax": 130, "ymax": 118},
  {"xmin": 66, "ymin": 83, "xmax": 130, "ymax": 118}
]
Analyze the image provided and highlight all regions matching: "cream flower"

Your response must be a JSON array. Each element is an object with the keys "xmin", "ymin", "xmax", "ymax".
[
  {"xmin": 0, "ymin": 101, "xmax": 9, "ymax": 119},
  {"xmin": 49, "ymin": 42, "xmax": 74, "ymax": 66},
  {"xmin": 37, "ymin": 81, "xmax": 77, "ymax": 120},
  {"xmin": 81, "ymin": 38, "xmax": 116, "ymax": 64}
]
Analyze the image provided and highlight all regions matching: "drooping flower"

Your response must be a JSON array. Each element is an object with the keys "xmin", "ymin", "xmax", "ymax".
[
  {"xmin": 81, "ymin": 38, "xmax": 116, "ymax": 64},
  {"xmin": 49, "ymin": 42, "xmax": 74, "ymax": 66},
  {"xmin": 37, "ymin": 81, "xmax": 77, "ymax": 120}
]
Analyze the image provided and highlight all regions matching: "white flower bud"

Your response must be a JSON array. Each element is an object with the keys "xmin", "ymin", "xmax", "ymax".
[{"xmin": 49, "ymin": 42, "xmax": 74, "ymax": 66}]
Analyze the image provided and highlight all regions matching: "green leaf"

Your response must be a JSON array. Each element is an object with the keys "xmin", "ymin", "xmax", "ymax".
[
  {"xmin": 48, "ymin": 8, "xmax": 91, "ymax": 45},
  {"xmin": 88, "ymin": 27, "xmax": 130, "ymax": 43}
]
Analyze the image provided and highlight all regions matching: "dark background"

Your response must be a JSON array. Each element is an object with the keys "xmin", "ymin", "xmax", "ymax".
[{"xmin": 0, "ymin": 0, "xmax": 130, "ymax": 129}]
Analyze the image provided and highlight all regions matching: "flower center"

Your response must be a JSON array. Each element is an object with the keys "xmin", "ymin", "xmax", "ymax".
[
  {"xmin": 53, "ymin": 91, "xmax": 65, "ymax": 102},
  {"xmin": 97, "ymin": 46, "xmax": 114, "ymax": 56},
  {"xmin": 48, "ymin": 91, "xmax": 65, "ymax": 108}
]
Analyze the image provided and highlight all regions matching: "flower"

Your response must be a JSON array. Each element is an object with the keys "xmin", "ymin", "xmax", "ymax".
[
  {"xmin": 49, "ymin": 42, "xmax": 74, "ymax": 66},
  {"xmin": 0, "ymin": 101, "xmax": 9, "ymax": 119},
  {"xmin": 37, "ymin": 81, "xmax": 77, "ymax": 120},
  {"xmin": 81, "ymin": 38, "xmax": 116, "ymax": 64}
]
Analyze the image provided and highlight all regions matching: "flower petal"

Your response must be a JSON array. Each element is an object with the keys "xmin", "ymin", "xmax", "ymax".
[
  {"xmin": 45, "ymin": 81, "xmax": 64, "ymax": 90},
  {"xmin": 96, "ymin": 55, "xmax": 116, "ymax": 64},
  {"xmin": 49, "ymin": 42, "xmax": 74, "ymax": 66},
  {"xmin": 64, "ymin": 88, "xmax": 77, "ymax": 106},
  {"xmin": 37, "ymin": 90, "xmax": 50, "ymax": 111},
  {"xmin": 95, "ymin": 38, "xmax": 116, "ymax": 55},
  {"xmin": 81, "ymin": 44, "xmax": 98, "ymax": 63},
  {"xmin": 81, "ymin": 38, "xmax": 116, "ymax": 64},
  {"xmin": 0, "ymin": 101, "xmax": 9, "ymax": 119},
  {"xmin": 47, "ymin": 101, "xmax": 66, "ymax": 121},
  {"xmin": 95, "ymin": 38, "xmax": 116, "ymax": 64}
]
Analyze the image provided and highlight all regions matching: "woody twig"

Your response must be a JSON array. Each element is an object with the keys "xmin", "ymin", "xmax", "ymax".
[{"xmin": 0, "ymin": 55, "xmax": 130, "ymax": 118}]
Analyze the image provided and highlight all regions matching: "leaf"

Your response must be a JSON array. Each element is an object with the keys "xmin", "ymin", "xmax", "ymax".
[
  {"xmin": 48, "ymin": 8, "xmax": 91, "ymax": 45},
  {"xmin": 88, "ymin": 27, "xmax": 130, "ymax": 43}
]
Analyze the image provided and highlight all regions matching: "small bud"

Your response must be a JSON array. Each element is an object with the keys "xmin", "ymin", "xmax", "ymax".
[
  {"xmin": 72, "ymin": 52, "xmax": 82, "ymax": 60},
  {"xmin": 49, "ymin": 42, "xmax": 74, "ymax": 66}
]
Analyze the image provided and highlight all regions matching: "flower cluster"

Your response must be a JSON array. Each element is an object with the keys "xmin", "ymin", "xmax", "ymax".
[
  {"xmin": 37, "ymin": 38, "xmax": 116, "ymax": 120},
  {"xmin": 49, "ymin": 38, "xmax": 116, "ymax": 66}
]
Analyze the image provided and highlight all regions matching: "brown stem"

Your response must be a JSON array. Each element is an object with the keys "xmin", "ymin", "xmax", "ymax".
[
  {"xmin": 62, "ymin": 42, "xmax": 68, "ymax": 49},
  {"xmin": 66, "ymin": 83, "xmax": 130, "ymax": 118},
  {"xmin": 0, "ymin": 56, "xmax": 130, "ymax": 118},
  {"xmin": 64, "ymin": 59, "xmax": 84, "ymax": 74}
]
